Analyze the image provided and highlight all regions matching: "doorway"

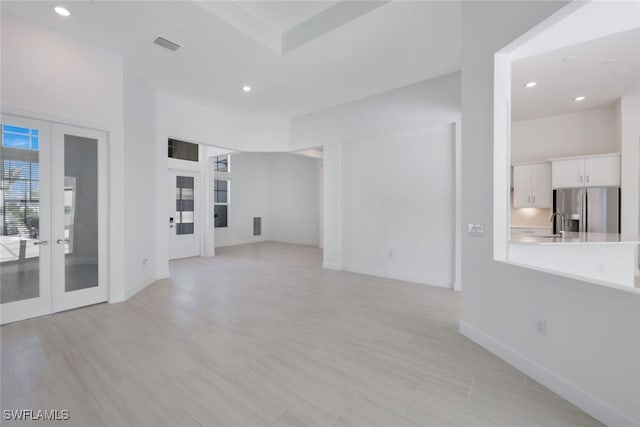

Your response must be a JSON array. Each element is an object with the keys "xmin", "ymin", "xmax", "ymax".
[{"xmin": 0, "ymin": 115, "xmax": 108, "ymax": 324}]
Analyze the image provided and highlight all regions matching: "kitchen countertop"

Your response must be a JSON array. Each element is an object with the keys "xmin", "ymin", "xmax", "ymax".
[{"xmin": 510, "ymin": 231, "xmax": 640, "ymax": 245}]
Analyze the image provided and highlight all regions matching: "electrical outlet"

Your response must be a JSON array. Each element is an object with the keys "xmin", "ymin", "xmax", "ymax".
[
  {"xmin": 598, "ymin": 264, "xmax": 605, "ymax": 274},
  {"xmin": 467, "ymin": 224, "xmax": 485, "ymax": 236},
  {"xmin": 143, "ymin": 258, "xmax": 148, "ymax": 266},
  {"xmin": 535, "ymin": 319, "xmax": 547, "ymax": 336},
  {"xmin": 388, "ymin": 251, "xmax": 394, "ymax": 259}
]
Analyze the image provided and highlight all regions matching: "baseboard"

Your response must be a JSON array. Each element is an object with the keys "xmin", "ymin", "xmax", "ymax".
[
  {"xmin": 125, "ymin": 276, "xmax": 157, "ymax": 300},
  {"xmin": 343, "ymin": 263, "xmax": 452, "ymax": 288},
  {"xmin": 322, "ymin": 262, "xmax": 341, "ymax": 270},
  {"xmin": 459, "ymin": 321, "xmax": 638, "ymax": 427}
]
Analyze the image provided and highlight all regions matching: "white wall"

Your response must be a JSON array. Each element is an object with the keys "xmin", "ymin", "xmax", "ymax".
[
  {"xmin": 461, "ymin": 2, "xmax": 640, "ymax": 426},
  {"xmin": 290, "ymin": 73, "xmax": 461, "ymax": 150},
  {"xmin": 156, "ymin": 92, "xmax": 290, "ymax": 152},
  {"xmin": 341, "ymin": 125, "xmax": 455, "ymax": 287},
  {"xmin": 267, "ymin": 154, "xmax": 320, "ymax": 246},
  {"xmin": 1, "ymin": 14, "xmax": 128, "ymax": 302},
  {"xmin": 511, "ymin": 106, "xmax": 619, "ymax": 163},
  {"xmin": 123, "ymin": 65, "xmax": 157, "ymax": 298},
  {"xmin": 214, "ymin": 152, "xmax": 270, "ymax": 248},
  {"xmin": 293, "ymin": 74, "xmax": 461, "ymax": 288},
  {"xmin": 214, "ymin": 152, "xmax": 320, "ymax": 248}
]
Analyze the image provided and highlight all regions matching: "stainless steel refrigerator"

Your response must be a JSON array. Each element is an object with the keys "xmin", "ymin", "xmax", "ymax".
[{"xmin": 552, "ymin": 187, "xmax": 621, "ymax": 234}]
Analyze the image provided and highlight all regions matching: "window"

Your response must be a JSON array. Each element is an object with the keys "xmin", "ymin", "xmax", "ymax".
[
  {"xmin": 168, "ymin": 138, "xmax": 198, "ymax": 162},
  {"xmin": 1, "ymin": 125, "xmax": 40, "ymax": 242},
  {"xmin": 213, "ymin": 155, "xmax": 229, "ymax": 172},
  {"xmin": 214, "ymin": 179, "xmax": 229, "ymax": 228},
  {"xmin": 175, "ymin": 176, "xmax": 195, "ymax": 234}
]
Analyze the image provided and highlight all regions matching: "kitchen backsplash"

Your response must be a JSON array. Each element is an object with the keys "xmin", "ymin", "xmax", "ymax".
[{"xmin": 510, "ymin": 190, "xmax": 552, "ymax": 229}]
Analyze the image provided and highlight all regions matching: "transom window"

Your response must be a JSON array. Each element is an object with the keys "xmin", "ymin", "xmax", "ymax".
[{"xmin": 213, "ymin": 155, "xmax": 229, "ymax": 172}]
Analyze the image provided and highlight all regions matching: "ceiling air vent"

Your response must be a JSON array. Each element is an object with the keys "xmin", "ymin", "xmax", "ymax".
[{"xmin": 154, "ymin": 36, "xmax": 181, "ymax": 52}]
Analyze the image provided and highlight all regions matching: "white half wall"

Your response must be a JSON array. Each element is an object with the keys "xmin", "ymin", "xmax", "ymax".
[
  {"xmin": 511, "ymin": 106, "xmax": 619, "ymax": 163},
  {"xmin": 462, "ymin": 2, "xmax": 640, "ymax": 426},
  {"xmin": 341, "ymin": 125, "xmax": 455, "ymax": 287}
]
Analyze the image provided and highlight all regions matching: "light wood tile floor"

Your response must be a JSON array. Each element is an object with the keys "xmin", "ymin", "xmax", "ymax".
[{"xmin": 1, "ymin": 242, "xmax": 602, "ymax": 426}]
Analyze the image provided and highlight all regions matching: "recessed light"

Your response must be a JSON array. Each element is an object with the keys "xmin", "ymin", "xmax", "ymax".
[
  {"xmin": 524, "ymin": 81, "xmax": 537, "ymax": 88},
  {"xmin": 613, "ymin": 69, "xmax": 629, "ymax": 75},
  {"xmin": 242, "ymin": 85, "xmax": 252, "ymax": 93},
  {"xmin": 562, "ymin": 55, "xmax": 576, "ymax": 62},
  {"xmin": 54, "ymin": 6, "xmax": 70, "ymax": 17},
  {"xmin": 574, "ymin": 96, "xmax": 586, "ymax": 102}
]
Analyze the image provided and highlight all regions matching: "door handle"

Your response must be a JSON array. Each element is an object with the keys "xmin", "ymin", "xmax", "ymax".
[
  {"xmin": 533, "ymin": 195, "xmax": 536, "ymax": 203},
  {"xmin": 33, "ymin": 240, "xmax": 48, "ymax": 246},
  {"xmin": 56, "ymin": 239, "xmax": 70, "ymax": 244},
  {"xmin": 586, "ymin": 175, "xmax": 589, "ymax": 183}
]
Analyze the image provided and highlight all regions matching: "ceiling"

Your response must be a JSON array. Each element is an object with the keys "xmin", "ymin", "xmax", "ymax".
[
  {"xmin": 1, "ymin": 1, "xmax": 462, "ymax": 120},
  {"xmin": 236, "ymin": 1, "xmax": 340, "ymax": 32},
  {"xmin": 512, "ymin": 27, "xmax": 640, "ymax": 121}
]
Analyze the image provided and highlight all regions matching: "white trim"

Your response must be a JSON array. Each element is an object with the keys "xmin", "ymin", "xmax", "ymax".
[
  {"xmin": 548, "ymin": 152, "xmax": 620, "ymax": 162},
  {"xmin": 454, "ymin": 120, "xmax": 462, "ymax": 291},
  {"xmin": 125, "ymin": 277, "xmax": 156, "ymax": 300},
  {"xmin": 498, "ymin": 258, "xmax": 640, "ymax": 295},
  {"xmin": 322, "ymin": 261, "xmax": 341, "ymax": 270},
  {"xmin": 459, "ymin": 321, "xmax": 639, "ymax": 427},
  {"xmin": 342, "ymin": 263, "xmax": 453, "ymax": 289}
]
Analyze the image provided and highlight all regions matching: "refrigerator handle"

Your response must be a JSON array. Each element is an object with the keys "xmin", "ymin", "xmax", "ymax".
[{"xmin": 582, "ymin": 189, "xmax": 587, "ymax": 233}]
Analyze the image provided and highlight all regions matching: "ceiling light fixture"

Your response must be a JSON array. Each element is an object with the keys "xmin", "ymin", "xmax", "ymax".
[
  {"xmin": 54, "ymin": 6, "xmax": 70, "ymax": 16},
  {"xmin": 574, "ymin": 96, "xmax": 586, "ymax": 102},
  {"xmin": 524, "ymin": 81, "xmax": 537, "ymax": 88},
  {"xmin": 242, "ymin": 85, "xmax": 252, "ymax": 93}
]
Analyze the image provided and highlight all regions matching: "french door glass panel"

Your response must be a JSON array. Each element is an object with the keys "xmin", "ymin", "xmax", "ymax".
[
  {"xmin": 0, "ymin": 116, "xmax": 52, "ymax": 324},
  {"xmin": 63, "ymin": 135, "xmax": 99, "ymax": 292}
]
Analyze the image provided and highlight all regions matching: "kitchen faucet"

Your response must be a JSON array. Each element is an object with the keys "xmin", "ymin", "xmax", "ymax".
[{"xmin": 550, "ymin": 212, "xmax": 566, "ymax": 234}]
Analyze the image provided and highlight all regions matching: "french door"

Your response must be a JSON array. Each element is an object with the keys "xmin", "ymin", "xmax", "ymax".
[{"xmin": 0, "ymin": 115, "xmax": 108, "ymax": 324}]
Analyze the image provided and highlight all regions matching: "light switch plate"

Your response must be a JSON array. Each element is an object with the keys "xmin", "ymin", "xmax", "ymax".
[{"xmin": 467, "ymin": 224, "xmax": 485, "ymax": 236}]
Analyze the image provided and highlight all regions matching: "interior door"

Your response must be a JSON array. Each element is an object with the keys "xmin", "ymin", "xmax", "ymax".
[
  {"xmin": 51, "ymin": 125, "xmax": 108, "ymax": 312},
  {"xmin": 0, "ymin": 115, "xmax": 52, "ymax": 324},
  {"xmin": 169, "ymin": 170, "xmax": 201, "ymax": 259}
]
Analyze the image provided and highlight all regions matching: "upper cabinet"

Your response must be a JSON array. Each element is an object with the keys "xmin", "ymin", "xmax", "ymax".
[
  {"xmin": 513, "ymin": 162, "xmax": 551, "ymax": 208},
  {"xmin": 551, "ymin": 154, "xmax": 620, "ymax": 189}
]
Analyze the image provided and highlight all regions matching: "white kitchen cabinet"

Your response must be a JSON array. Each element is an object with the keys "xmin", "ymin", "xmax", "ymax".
[
  {"xmin": 584, "ymin": 155, "xmax": 620, "ymax": 187},
  {"xmin": 531, "ymin": 163, "xmax": 552, "ymax": 207},
  {"xmin": 551, "ymin": 154, "xmax": 620, "ymax": 189},
  {"xmin": 513, "ymin": 162, "xmax": 552, "ymax": 208},
  {"xmin": 551, "ymin": 159, "xmax": 583, "ymax": 188}
]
